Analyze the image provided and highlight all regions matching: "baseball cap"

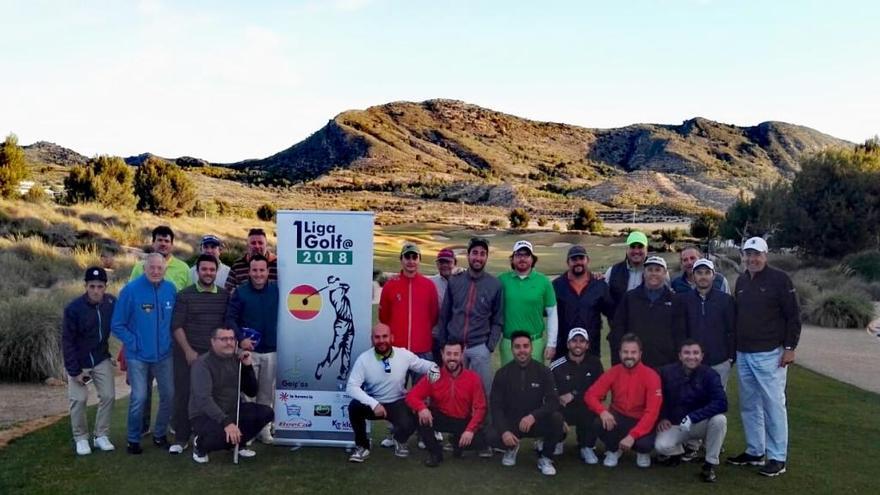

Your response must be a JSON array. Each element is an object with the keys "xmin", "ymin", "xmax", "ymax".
[
  {"xmin": 512, "ymin": 240, "xmax": 533, "ymax": 254},
  {"xmin": 626, "ymin": 231, "xmax": 648, "ymax": 247},
  {"xmin": 84, "ymin": 266, "xmax": 108, "ymax": 283},
  {"xmin": 468, "ymin": 237, "xmax": 490, "ymax": 252},
  {"xmin": 400, "ymin": 242, "xmax": 421, "ymax": 257},
  {"xmin": 567, "ymin": 245, "xmax": 588, "ymax": 259},
  {"xmin": 644, "ymin": 256, "xmax": 668, "ymax": 269},
  {"xmin": 436, "ymin": 248, "xmax": 456, "ymax": 262},
  {"xmin": 743, "ymin": 237, "xmax": 768, "ymax": 253},
  {"xmin": 567, "ymin": 327, "xmax": 589, "ymax": 342},
  {"xmin": 693, "ymin": 258, "xmax": 715, "ymax": 272},
  {"xmin": 200, "ymin": 234, "xmax": 221, "ymax": 247}
]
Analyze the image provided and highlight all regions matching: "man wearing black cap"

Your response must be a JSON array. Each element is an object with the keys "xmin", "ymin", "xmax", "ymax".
[
  {"xmin": 190, "ymin": 234, "xmax": 230, "ymax": 288},
  {"xmin": 62, "ymin": 267, "xmax": 117, "ymax": 456},
  {"xmin": 552, "ymin": 245, "xmax": 614, "ymax": 358},
  {"xmin": 438, "ymin": 237, "xmax": 503, "ymax": 398}
]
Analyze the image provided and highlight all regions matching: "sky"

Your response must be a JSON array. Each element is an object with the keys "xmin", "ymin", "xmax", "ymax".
[{"xmin": 2, "ymin": 0, "xmax": 878, "ymax": 163}]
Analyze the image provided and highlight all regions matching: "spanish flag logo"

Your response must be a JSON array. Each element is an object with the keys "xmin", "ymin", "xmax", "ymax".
[{"xmin": 288, "ymin": 284, "xmax": 322, "ymax": 320}]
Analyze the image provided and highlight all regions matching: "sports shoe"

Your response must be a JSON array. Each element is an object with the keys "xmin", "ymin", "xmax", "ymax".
[
  {"xmin": 152, "ymin": 436, "xmax": 169, "ymax": 448},
  {"xmin": 238, "ymin": 448, "xmax": 257, "ymax": 458},
  {"xmin": 424, "ymin": 453, "xmax": 443, "ymax": 468},
  {"xmin": 682, "ymin": 445, "xmax": 701, "ymax": 462},
  {"xmin": 580, "ymin": 446, "xmax": 599, "ymax": 465},
  {"xmin": 636, "ymin": 453, "xmax": 652, "ymax": 468},
  {"xmin": 534, "ymin": 439, "xmax": 543, "ymax": 452},
  {"xmin": 380, "ymin": 434, "xmax": 395, "ymax": 448},
  {"xmin": 553, "ymin": 441, "xmax": 564, "ymax": 456},
  {"xmin": 478, "ymin": 447, "xmax": 494, "ymax": 458},
  {"xmin": 726, "ymin": 452, "xmax": 765, "ymax": 466},
  {"xmin": 701, "ymin": 462, "xmax": 718, "ymax": 482},
  {"xmin": 93, "ymin": 436, "xmax": 115, "ymax": 452},
  {"xmin": 126, "ymin": 442, "xmax": 143, "ymax": 455},
  {"xmin": 258, "ymin": 426, "xmax": 274, "ymax": 445},
  {"xmin": 434, "ymin": 431, "xmax": 444, "ymax": 441},
  {"xmin": 192, "ymin": 436, "xmax": 208, "ymax": 464},
  {"xmin": 168, "ymin": 443, "xmax": 186, "ymax": 455},
  {"xmin": 537, "ymin": 456, "xmax": 557, "ymax": 476},
  {"xmin": 393, "ymin": 439, "xmax": 410, "ymax": 458},
  {"xmin": 348, "ymin": 446, "xmax": 370, "ymax": 463},
  {"xmin": 75, "ymin": 439, "xmax": 92, "ymax": 456},
  {"xmin": 759, "ymin": 460, "xmax": 786, "ymax": 477},
  {"xmin": 603, "ymin": 449, "xmax": 622, "ymax": 467},
  {"xmin": 418, "ymin": 440, "xmax": 427, "ymax": 449},
  {"xmin": 501, "ymin": 444, "xmax": 519, "ymax": 467},
  {"xmin": 659, "ymin": 454, "xmax": 682, "ymax": 467}
]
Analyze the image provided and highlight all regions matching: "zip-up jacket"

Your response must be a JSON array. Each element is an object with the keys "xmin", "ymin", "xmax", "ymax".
[
  {"xmin": 552, "ymin": 273, "xmax": 614, "ymax": 355},
  {"xmin": 225, "ymin": 252, "xmax": 278, "ymax": 292},
  {"xmin": 111, "ymin": 275, "xmax": 177, "ymax": 363},
  {"xmin": 675, "ymin": 288, "xmax": 735, "ymax": 366},
  {"xmin": 129, "ymin": 255, "xmax": 192, "ymax": 291},
  {"xmin": 406, "ymin": 367, "xmax": 487, "ymax": 432},
  {"xmin": 610, "ymin": 284, "xmax": 684, "ymax": 368},
  {"xmin": 62, "ymin": 293, "xmax": 116, "ymax": 377},
  {"xmin": 189, "ymin": 350, "xmax": 258, "ymax": 425},
  {"xmin": 225, "ymin": 281, "xmax": 279, "ymax": 353},
  {"xmin": 659, "ymin": 363, "xmax": 727, "ymax": 425},
  {"xmin": 379, "ymin": 272, "xmax": 439, "ymax": 354},
  {"xmin": 734, "ymin": 265, "xmax": 801, "ymax": 352},
  {"xmin": 490, "ymin": 359, "xmax": 559, "ymax": 434},
  {"xmin": 438, "ymin": 270, "xmax": 503, "ymax": 351},
  {"xmin": 585, "ymin": 362, "xmax": 662, "ymax": 440},
  {"xmin": 606, "ymin": 260, "xmax": 643, "ymax": 315},
  {"xmin": 550, "ymin": 354, "xmax": 604, "ymax": 400},
  {"xmin": 671, "ymin": 272, "xmax": 730, "ymax": 294}
]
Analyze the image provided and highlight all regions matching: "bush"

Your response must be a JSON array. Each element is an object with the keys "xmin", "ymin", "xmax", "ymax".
[
  {"xmin": 0, "ymin": 133, "xmax": 29, "ymax": 198},
  {"xmin": 133, "ymin": 157, "xmax": 196, "ymax": 215},
  {"xmin": 508, "ymin": 208, "xmax": 529, "ymax": 229},
  {"xmin": 791, "ymin": 277, "xmax": 819, "ymax": 314},
  {"xmin": 570, "ymin": 206, "xmax": 603, "ymax": 232},
  {"xmin": 257, "ymin": 203, "xmax": 277, "ymax": 222},
  {"xmin": 769, "ymin": 253, "xmax": 802, "ymax": 273},
  {"xmin": 537, "ymin": 217, "xmax": 548, "ymax": 227},
  {"xmin": 806, "ymin": 289, "xmax": 875, "ymax": 329},
  {"xmin": 65, "ymin": 155, "xmax": 137, "ymax": 209},
  {"xmin": 489, "ymin": 219, "xmax": 504, "ymax": 228},
  {"xmin": 842, "ymin": 250, "xmax": 880, "ymax": 282},
  {"xmin": 22, "ymin": 186, "xmax": 48, "ymax": 203},
  {"xmin": 690, "ymin": 211, "xmax": 722, "ymax": 240},
  {"xmin": 0, "ymin": 290, "xmax": 74, "ymax": 381}
]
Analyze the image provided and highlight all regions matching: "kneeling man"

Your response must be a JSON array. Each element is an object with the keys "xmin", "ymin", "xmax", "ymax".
[
  {"xmin": 189, "ymin": 327, "xmax": 274, "ymax": 464},
  {"xmin": 655, "ymin": 339, "xmax": 728, "ymax": 482}
]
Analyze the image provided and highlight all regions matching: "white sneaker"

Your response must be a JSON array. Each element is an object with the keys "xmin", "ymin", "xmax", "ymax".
[
  {"xmin": 636, "ymin": 452, "xmax": 652, "ymax": 468},
  {"xmin": 603, "ymin": 449, "xmax": 622, "ymax": 467},
  {"xmin": 168, "ymin": 443, "xmax": 186, "ymax": 455},
  {"xmin": 349, "ymin": 447, "xmax": 370, "ymax": 463},
  {"xmin": 501, "ymin": 444, "xmax": 519, "ymax": 467},
  {"xmin": 418, "ymin": 440, "xmax": 426, "ymax": 449},
  {"xmin": 434, "ymin": 431, "xmax": 444, "ymax": 441},
  {"xmin": 380, "ymin": 434, "xmax": 395, "ymax": 448},
  {"xmin": 258, "ymin": 426, "xmax": 274, "ymax": 445},
  {"xmin": 192, "ymin": 436, "xmax": 209, "ymax": 464},
  {"xmin": 580, "ymin": 446, "xmax": 599, "ymax": 465},
  {"xmin": 93, "ymin": 436, "xmax": 115, "ymax": 452},
  {"xmin": 534, "ymin": 439, "xmax": 543, "ymax": 452},
  {"xmin": 238, "ymin": 448, "xmax": 257, "ymax": 458},
  {"xmin": 553, "ymin": 441, "xmax": 564, "ymax": 456},
  {"xmin": 537, "ymin": 456, "xmax": 557, "ymax": 476},
  {"xmin": 75, "ymin": 439, "xmax": 92, "ymax": 456},
  {"xmin": 393, "ymin": 439, "xmax": 410, "ymax": 458}
]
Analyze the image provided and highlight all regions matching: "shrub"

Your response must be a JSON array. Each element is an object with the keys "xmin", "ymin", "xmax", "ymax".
[
  {"xmin": 842, "ymin": 250, "xmax": 880, "ymax": 282},
  {"xmin": 690, "ymin": 211, "xmax": 722, "ymax": 240},
  {"xmin": 570, "ymin": 206, "xmax": 603, "ymax": 232},
  {"xmin": 769, "ymin": 252, "xmax": 802, "ymax": 273},
  {"xmin": 508, "ymin": 208, "xmax": 529, "ymax": 229},
  {"xmin": 133, "ymin": 157, "xmax": 196, "ymax": 215},
  {"xmin": 791, "ymin": 277, "xmax": 819, "ymax": 314},
  {"xmin": 0, "ymin": 133, "xmax": 29, "ymax": 198},
  {"xmin": 806, "ymin": 289, "xmax": 875, "ymax": 329},
  {"xmin": 537, "ymin": 217, "xmax": 548, "ymax": 227},
  {"xmin": 489, "ymin": 219, "xmax": 504, "ymax": 228},
  {"xmin": 257, "ymin": 203, "xmax": 277, "ymax": 222},
  {"xmin": 64, "ymin": 155, "xmax": 137, "ymax": 209},
  {"xmin": 22, "ymin": 186, "xmax": 48, "ymax": 203}
]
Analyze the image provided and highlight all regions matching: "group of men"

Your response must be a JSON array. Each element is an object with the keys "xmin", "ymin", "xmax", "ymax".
[{"xmin": 62, "ymin": 226, "xmax": 281, "ymax": 463}]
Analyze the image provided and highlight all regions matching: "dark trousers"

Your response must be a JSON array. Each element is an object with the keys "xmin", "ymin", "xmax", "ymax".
[
  {"xmin": 489, "ymin": 411, "xmax": 565, "ymax": 458},
  {"xmin": 172, "ymin": 349, "xmax": 194, "ymax": 443},
  {"xmin": 595, "ymin": 411, "xmax": 655, "ymax": 454},
  {"xmin": 562, "ymin": 402, "xmax": 600, "ymax": 448},
  {"xmin": 349, "ymin": 399, "xmax": 415, "ymax": 449},
  {"xmin": 191, "ymin": 403, "xmax": 273, "ymax": 454},
  {"xmin": 418, "ymin": 410, "xmax": 487, "ymax": 457}
]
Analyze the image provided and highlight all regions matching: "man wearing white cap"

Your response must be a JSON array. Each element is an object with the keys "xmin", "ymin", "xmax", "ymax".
[
  {"xmin": 498, "ymin": 240, "xmax": 558, "ymax": 365},
  {"xmin": 609, "ymin": 256, "xmax": 683, "ymax": 369},
  {"xmin": 190, "ymin": 235, "xmax": 230, "ymax": 288},
  {"xmin": 550, "ymin": 328, "xmax": 604, "ymax": 463},
  {"xmin": 727, "ymin": 237, "xmax": 800, "ymax": 477}
]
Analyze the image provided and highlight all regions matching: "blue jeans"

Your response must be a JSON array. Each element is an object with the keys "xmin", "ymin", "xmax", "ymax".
[
  {"xmin": 127, "ymin": 356, "xmax": 174, "ymax": 444},
  {"xmin": 736, "ymin": 348, "xmax": 788, "ymax": 462}
]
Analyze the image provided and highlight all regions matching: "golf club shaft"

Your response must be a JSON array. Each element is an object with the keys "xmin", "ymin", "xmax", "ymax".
[{"xmin": 233, "ymin": 358, "xmax": 242, "ymax": 464}]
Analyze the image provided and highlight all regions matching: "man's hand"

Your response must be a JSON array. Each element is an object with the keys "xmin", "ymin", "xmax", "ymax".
[
  {"xmin": 518, "ymin": 414, "xmax": 536, "ymax": 433},
  {"xmin": 600, "ymin": 411, "xmax": 617, "ymax": 431},
  {"xmin": 501, "ymin": 431, "xmax": 519, "ymax": 448},
  {"xmin": 656, "ymin": 419, "xmax": 673, "ymax": 432},
  {"xmin": 225, "ymin": 423, "xmax": 242, "ymax": 445},
  {"xmin": 592, "ymin": 272, "xmax": 606, "ymax": 280},
  {"xmin": 559, "ymin": 392, "xmax": 574, "ymax": 407},
  {"xmin": 185, "ymin": 349, "xmax": 199, "ymax": 366},
  {"xmin": 417, "ymin": 408, "xmax": 433, "ymax": 427},
  {"xmin": 239, "ymin": 351, "xmax": 253, "ymax": 367},
  {"xmin": 543, "ymin": 346, "xmax": 556, "ymax": 362},
  {"xmin": 619, "ymin": 435, "xmax": 635, "ymax": 451},
  {"xmin": 73, "ymin": 373, "xmax": 86, "ymax": 385},
  {"xmin": 679, "ymin": 415, "xmax": 692, "ymax": 432},
  {"xmin": 372, "ymin": 404, "xmax": 387, "ymax": 418},
  {"xmin": 458, "ymin": 430, "xmax": 474, "ymax": 448},
  {"xmin": 780, "ymin": 349, "xmax": 796, "ymax": 368},
  {"xmin": 240, "ymin": 338, "xmax": 255, "ymax": 351}
]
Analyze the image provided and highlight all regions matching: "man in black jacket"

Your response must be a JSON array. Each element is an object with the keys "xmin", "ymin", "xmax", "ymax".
[
  {"xmin": 604, "ymin": 231, "xmax": 650, "ymax": 316},
  {"xmin": 189, "ymin": 327, "xmax": 274, "ymax": 464},
  {"xmin": 552, "ymin": 245, "xmax": 614, "ymax": 357},
  {"xmin": 609, "ymin": 256, "xmax": 684, "ymax": 368},
  {"xmin": 490, "ymin": 331, "xmax": 563, "ymax": 476},
  {"xmin": 550, "ymin": 328, "xmax": 604, "ymax": 464},
  {"xmin": 655, "ymin": 340, "xmax": 728, "ymax": 483},
  {"xmin": 62, "ymin": 267, "xmax": 117, "ymax": 456}
]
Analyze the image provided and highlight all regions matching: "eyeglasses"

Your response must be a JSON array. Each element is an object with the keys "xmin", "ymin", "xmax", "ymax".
[{"xmin": 381, "ymin": 357, "xmax": 391, "ymax": 373}]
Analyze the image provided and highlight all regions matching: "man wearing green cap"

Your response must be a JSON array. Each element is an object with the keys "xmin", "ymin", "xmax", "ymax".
[{"xmin": 604, "ymin": 231, "xmax": 649, "ymax": 316}]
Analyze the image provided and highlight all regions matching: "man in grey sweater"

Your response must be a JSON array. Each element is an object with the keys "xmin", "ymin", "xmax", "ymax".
[{"xmin": 189, "ymin": 327, "xmax": 273, "ymax": 464}]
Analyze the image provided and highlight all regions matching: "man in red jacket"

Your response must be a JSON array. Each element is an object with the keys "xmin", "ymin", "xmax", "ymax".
[
  {"xmin": 585, "ymin": 333, "xmax": 662, "ymax": 469},
  {"xmin": 406, "ymin": 340, "xmax": 491, "ymax": 467}
]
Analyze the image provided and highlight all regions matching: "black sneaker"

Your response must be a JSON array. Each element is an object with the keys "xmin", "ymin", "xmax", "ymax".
[
  {"xmin": 127, "ymin": 442, "xmax": 143, "ymax": 455},
  {"xmin": 701, "ymin": 462, "xmax": 718, "ymax": 483},
  {"xmin": 726, "ymin": 452, "xmax": 765, "ymax": 466},
  {"xmin": 424, "ymin": 453, "xmax": 443, "ymax": 468},
  {"xmin": 659, "ymin": 454, "xmax": 682, "ymax": 467},
  {"xmin": 152, "ymin": 436, "xmax": 169, "ymax": 448},
  {"xmin": 759, "ymin": 460, "xmax": 786, "ymax": 477},
  {"xmin": 681, "ymin": 446, "xmax": 701, "ymax": 462}
]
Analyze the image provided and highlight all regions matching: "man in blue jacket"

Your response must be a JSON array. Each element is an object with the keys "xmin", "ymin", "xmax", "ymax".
[
  {"xmin": 112, "ymin": 253, "xmax": 177, "ymax": 455},
  {"xmin": 654, "ymin": 339, "xmax": 728, "ymax": 483},
  {"xmin": 62, "ymin": 266, "xmax": 117, "ymax": 456},
  {"xmin": 671, "ymin": 245, "xmax": 730, "ymax": 295},
  {"xmin": 226, "ymin": 254, "xmax": 279, "ymax": 444}
]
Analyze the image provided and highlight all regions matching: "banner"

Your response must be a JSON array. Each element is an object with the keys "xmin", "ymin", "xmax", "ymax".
[{"xmin": 274, "ymin": 211, "xmax": 374, "ymax": 447}]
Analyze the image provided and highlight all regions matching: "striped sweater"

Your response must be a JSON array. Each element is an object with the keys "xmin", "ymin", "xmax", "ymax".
[
  {"xmin": 224, "ymin": 252, "xmax": 278, "ymax": 292},
  {"xmin": 170, "ymin": 285, "xmax": 230, "ymax": 353}
]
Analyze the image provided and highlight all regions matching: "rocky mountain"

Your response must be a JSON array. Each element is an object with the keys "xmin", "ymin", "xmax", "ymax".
[{"xmin": 23, "ymin": 141, "xmax": 89, "ymax": 167}]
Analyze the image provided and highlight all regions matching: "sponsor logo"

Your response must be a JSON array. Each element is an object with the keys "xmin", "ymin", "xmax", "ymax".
[
  {"xmin": 278, "ymin": 419, "xmax": 313, "ymax": 430},
  {"xmin": 292, "ymin": 221, "xmax": 353, "ymax": 250},
  {"xmin": 331, "ymin": 419, "xmax": 352, "ymax": 431},
  {"xmin": 314, "ymin": 405, "xmax": 332, "ymax": 417},
  {"xmin": 285, "ymin": 403, "xmax": 301, "ymax": 417},
  {"xmin": 293, "ymin": 394, "xmax": 314, "ymax": 400}
]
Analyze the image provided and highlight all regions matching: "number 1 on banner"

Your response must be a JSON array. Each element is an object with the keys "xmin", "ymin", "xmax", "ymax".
[{"xmin": 297, "ymin": 250, "xmax": 353, "ymax": 265}]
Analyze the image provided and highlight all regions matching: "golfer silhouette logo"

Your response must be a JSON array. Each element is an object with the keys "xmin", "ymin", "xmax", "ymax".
[{"xmin": 314, "ymin": 276, "xmax": 355, "ymax": 385}]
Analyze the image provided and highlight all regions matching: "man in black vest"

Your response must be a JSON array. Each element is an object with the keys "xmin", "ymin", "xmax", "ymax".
[
  {"xmin": 552, "ymin": 245, "xmax": 614, "ymax": 357},
  {"xmin": 604, "ymin": 231, "xmax": 649, "ymax": 316}
]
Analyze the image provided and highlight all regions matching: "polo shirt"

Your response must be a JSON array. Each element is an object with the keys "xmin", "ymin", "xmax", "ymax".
[{"xmin": 499, "ymin": 270, "xmax": 556, "ymax": 339}]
